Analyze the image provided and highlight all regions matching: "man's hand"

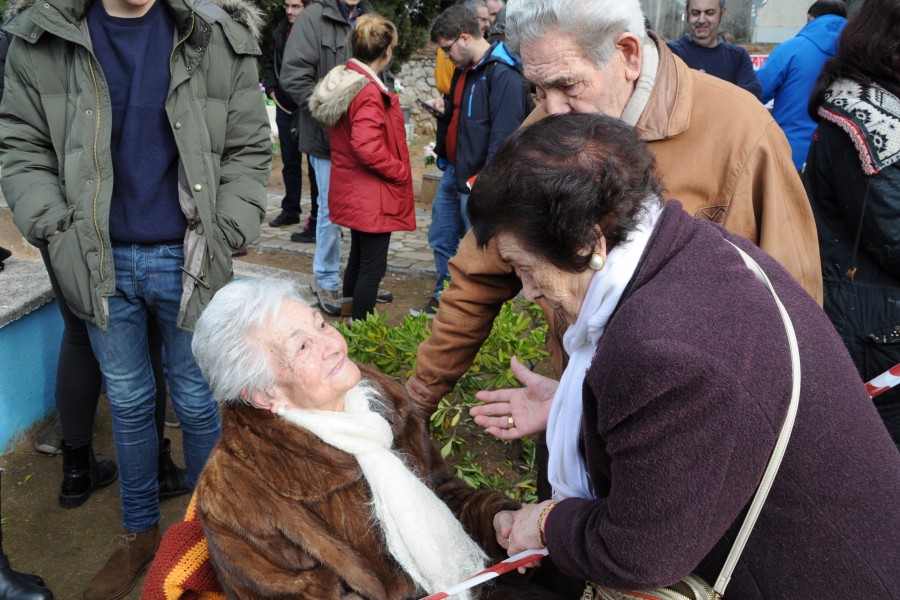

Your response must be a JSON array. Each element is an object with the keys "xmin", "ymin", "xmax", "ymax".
[
  {"xmin": 426, "ymin": 97, "xmax": 445, "ymax": 112},
  {"xmin": 470, "ymin": 356, "xmax": 558, "ymax": 440}
]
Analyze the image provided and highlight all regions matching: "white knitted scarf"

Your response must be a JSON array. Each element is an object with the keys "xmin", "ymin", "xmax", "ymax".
[
  {"xmin": 547, "ymin": 201, "xmax": 663, "ymax": 499},
  {"xmin": 278, "ymin": 384, "xmax": 487, "ymax": 597}
]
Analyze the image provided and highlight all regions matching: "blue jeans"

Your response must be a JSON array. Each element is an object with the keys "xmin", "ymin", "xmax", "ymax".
[
  {"xmin": 310, "ymin": 155, "xmax": 342, "ymax": 291},
  {"xmin": 427, "ymin": 164, "xmax": 469, "ymax": 298},
  {"xmin": 86, "ymin": 244, "xmax": 221, "ymax": 533},
  {"xmin": 276, "ymin": 107, "xmax": 302, "ymax": 216}
]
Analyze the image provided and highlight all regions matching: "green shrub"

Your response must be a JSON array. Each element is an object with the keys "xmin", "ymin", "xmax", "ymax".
[{"xmin": 337, "ymin": 299, "xmax": 548, "ymax": 503}]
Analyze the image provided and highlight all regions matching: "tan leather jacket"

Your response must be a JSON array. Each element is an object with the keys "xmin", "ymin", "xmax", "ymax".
[{"xmin": 407, "ymin": 35, "xmax": 823, "ymax": 413}]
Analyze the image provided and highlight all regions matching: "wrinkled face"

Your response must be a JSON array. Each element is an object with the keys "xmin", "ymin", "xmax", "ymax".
[
  {"xmin": 254, "ymin": 300, "xmax": 361, "ymax": 413},
  {"xmin": 687, "ymin": 0, "xmax": 724, "ymax": 47},
  {"xmin": 521, "ymin": 29, "xmax": 637, "ymax": 118},
  {"xmin": 486, "ymin": 0, "xmax": 503, "ymax": 24},
  {"xmin": 475, "ymin": 4, "xmax": 492, "ymax": 37},
  {"xmin": 495, "ymin": 232, "xmax": 597, "ymax": 325},
  {"xmin": 283, "ymin": 0, "xmax": 303, "ymax": 23}
]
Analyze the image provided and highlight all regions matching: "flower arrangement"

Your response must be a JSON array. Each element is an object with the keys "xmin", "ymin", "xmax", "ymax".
[
  {"xmin": 260, "ymin": 83, "xmax": 275, "ymax": 107},
  {"xmin": 424, "ymin": 141, "xmax": 438, "ymax": 167}
]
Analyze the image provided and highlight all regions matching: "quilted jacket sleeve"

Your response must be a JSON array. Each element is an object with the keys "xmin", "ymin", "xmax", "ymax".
[
  {"xmin": 0, "ymin": 37, "xmax": 71, "ymax": 246},
  {"xmin": 213, "ymin": 47, "xmax": 271, "ymax": 250}
]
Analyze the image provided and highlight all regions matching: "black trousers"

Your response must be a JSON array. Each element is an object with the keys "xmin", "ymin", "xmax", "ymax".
[
  {"xmin": 342, "ymin": 230, "xmax": 390, "ymax": 321},
  {"xmin": 39, "ymin": 247, "xmax": 167, "ymax": 448}
]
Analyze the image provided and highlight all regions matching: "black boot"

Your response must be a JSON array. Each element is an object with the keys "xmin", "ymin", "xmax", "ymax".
[
  {"xmin": 58, "ymin": 442, "xmax": 118, "ymax": 509},
  {"xmin": 0, "ymin": 555, "xmax": 53, "ymax": 600},
  {"xmin": 157, "ymin": 438, "xmax": 190, "ymax": 500},
  {"xmin": 0, "ymin": 468, "xmax": 54, "ymax": 599}
]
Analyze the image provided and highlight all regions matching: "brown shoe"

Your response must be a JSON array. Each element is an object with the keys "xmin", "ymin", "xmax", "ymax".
[{"xmin": 82, "ymin": 525, "xmax": 159, "ymax": 600}]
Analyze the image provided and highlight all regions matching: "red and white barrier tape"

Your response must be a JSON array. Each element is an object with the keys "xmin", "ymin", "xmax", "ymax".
[
  {"xmin": 865, "ymin": 362, "xmax": 900, "ymax": 398},
  {"xmin": 419, "ymin": 548, "xmax": 549, "ymax": 600}
]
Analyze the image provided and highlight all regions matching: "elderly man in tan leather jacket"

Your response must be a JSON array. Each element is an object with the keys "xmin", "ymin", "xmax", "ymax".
[{"xmin": 407, "ymin": 0, "xmax": 823, "ymax": 414}]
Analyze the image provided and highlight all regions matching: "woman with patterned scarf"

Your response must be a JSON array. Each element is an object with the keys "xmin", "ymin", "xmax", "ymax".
[{"xmin": 804, "ymin": 0, "xmax": 900, "ymax": 451}]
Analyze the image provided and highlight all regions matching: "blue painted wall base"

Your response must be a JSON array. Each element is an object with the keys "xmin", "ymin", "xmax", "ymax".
[{"xmin": 0, "ymin": 301, "xmax": 61, "ymax": 453}]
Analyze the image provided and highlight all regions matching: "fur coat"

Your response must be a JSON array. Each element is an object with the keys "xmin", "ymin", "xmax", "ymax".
[{"xmin": 196, "ymin": 363, "xmax": 525, "ymax": 599}]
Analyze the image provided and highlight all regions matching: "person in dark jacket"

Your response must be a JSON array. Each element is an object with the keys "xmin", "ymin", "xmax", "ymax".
[
  {"xmin": 309, "ymin": 15, "xmax": 416, "ymax": 321},
  {"xmin": 668, "ymin": 0, "xmax": 762, "ymax": 99},
  {"xmin": 263, "ymin": 0, "xmax": 319, "ymax": 240},
  {"xmin": 412, "ymin": 4, "xmax": 531, "ymax": 317},
  {"xmin": 467, "ymin": 113, "xmax": 900, "ymax": 598},
  {"xmin": 757, "ymin": 0, "xmax": 847, "ymax": 171},
  {"xmin": 804, "ymin": 0, "xmax": 900, "ymax": 450},
  {"xmin": 280, "ymin": 0, "xmax": 374, "ymax": 316}
]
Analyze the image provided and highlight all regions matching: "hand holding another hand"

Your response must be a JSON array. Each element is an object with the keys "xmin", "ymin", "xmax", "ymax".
[{"xmin": 494, "ymin": 501, "xmax": 558, "ymax": 572}]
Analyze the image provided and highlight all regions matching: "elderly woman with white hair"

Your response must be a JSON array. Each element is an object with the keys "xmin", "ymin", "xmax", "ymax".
[{"xmin": 188, "ymin": 278, "xmax": 561, "ymax": 599}]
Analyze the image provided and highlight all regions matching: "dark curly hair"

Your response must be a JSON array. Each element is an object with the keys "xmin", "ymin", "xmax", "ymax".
[{"xmin": 468, "ymin": 113, "xmax": 663, "ymax": 273}]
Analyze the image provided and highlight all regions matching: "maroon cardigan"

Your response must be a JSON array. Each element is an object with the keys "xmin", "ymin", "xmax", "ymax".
[{"xmin": 545, "ymin": 202, "xmax": 900, "ymax": 598}]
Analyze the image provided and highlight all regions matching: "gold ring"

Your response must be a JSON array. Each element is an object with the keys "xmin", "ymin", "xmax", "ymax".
[{"xmin": 507, "ymin": 416, "xmax": 515, "ymax": 430}]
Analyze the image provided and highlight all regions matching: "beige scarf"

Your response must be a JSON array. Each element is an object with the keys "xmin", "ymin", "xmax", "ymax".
[
  {"xmin": 279, "ymin": 383, "xmax": 487, "ymax": 598},
  {"xmin": 620, "ymin": 38, "xmax": 659, "ymax": 127}
]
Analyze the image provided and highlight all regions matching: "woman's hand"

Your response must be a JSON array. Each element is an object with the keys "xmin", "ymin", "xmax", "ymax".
[
  {"xmin": 470, "ymin": 356, "xmax": 558, "ymax": 440},
  {"xmin": 493, "ymin": 510, "xmax": 515, "ymax": 550},
  {"xmin": 497, "ymin": 502, "xmax": 557, "ymax": 572}
]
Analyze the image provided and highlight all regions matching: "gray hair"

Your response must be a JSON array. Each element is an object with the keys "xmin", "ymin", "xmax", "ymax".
[
  {"xmin": 506, "ymin": 0, "xmax": 646, "ymax": 68},
  {"xmin": 191, "ymin": 278, "xmax": 308, "ymax": 405}
]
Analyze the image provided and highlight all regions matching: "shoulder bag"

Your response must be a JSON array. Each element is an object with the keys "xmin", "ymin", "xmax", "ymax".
[{"xmin": 584, "ymin": 242, "xmax": 802, "ymax": 600}]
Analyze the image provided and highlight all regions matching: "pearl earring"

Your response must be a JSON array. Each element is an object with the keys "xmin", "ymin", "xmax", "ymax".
[
  {"xmin": 276, "ymin": 405, "xmax": 285, "ymax": 416},
  {"xmin": 589, "ymin": 253, "xmax": 605, "ymax": 271}
]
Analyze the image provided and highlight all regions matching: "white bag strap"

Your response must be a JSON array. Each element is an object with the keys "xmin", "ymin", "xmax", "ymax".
[{"xmin": 714, "ymin": 242, "xmax": 802, "ymax": 596}]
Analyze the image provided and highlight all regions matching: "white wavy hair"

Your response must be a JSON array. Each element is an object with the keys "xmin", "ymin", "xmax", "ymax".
[
  {"xmin": 192, "ymin": 278, "xmax": 308, "ymax": 406},
  {"xmin": 506, "ymin": 0, "xmax": 647, "ymax": 68}
]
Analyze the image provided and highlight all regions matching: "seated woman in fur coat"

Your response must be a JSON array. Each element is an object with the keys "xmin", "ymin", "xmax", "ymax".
[{"xmin": 189, "ymin": 278, "xmax": 557, "ymax": 599}]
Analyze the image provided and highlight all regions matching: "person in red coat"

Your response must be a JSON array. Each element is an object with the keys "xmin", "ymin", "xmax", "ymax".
[{"xmin": 309, "ymin": 15, "xmax": 416, "ymax": 321}]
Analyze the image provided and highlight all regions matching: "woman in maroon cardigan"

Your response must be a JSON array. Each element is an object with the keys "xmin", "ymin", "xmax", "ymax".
[
  {"xmin": 309, "ymin": 14, "xmax": 416, "ymax": 321},
  {"xmin": 467, "ymin": 113, "xmax": 900, "ymax": 599}
]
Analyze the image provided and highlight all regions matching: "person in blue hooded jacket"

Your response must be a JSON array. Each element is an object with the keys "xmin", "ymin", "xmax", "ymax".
[{"xmin": 757, "ymin": 0, "xmax": 848, "ymax": 171}]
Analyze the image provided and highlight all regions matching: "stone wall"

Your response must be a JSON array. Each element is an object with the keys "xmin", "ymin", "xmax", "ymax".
[{"xmin": 396, "ymin": 42, "xmax": 440, "ymax": 139}]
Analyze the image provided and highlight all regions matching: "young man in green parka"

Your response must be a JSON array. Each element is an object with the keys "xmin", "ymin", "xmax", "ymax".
[{"xmin": 0, "ymin": 0, "xmax": 271, "ymax": 595}]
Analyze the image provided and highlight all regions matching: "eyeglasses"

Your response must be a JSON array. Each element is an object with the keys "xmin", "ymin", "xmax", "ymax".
[
  {"xmin": 439, "ymin": 36, "xmax": 461, "ymax": 55},
  {"xmin": 282, "ymin": 2, "xmax": 303, "ymax": 10}
]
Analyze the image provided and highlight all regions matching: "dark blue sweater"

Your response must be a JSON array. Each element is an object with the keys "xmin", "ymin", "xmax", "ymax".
[
  {"xmin": 88, "ymin": 0, "xmax": 186, "ymax": 243},
  {"xmin": 668, "ymin": 34, "xmax": 762, "ymax": 100}
]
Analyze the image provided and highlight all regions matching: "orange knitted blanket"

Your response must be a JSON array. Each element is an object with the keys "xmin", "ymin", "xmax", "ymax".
[{"xmin": 140, "ymin": 494, "xmax": 225, "ymax": 600}]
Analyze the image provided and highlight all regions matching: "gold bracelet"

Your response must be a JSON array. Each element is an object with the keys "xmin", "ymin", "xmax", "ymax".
[{"xmin": 537, "ymin": 500, "xmax": 559, "ymax": 548}]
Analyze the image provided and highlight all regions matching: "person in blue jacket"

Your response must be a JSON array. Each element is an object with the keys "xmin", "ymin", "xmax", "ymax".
[{"xmin": 757, "ymin": 0, "xmax": 847, "ymax": 171}]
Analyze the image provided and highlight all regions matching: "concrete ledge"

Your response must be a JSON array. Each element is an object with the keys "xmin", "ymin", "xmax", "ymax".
[{"xmin": 0, "ymin": 257, "xmax": 54, "ymax": 328}]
